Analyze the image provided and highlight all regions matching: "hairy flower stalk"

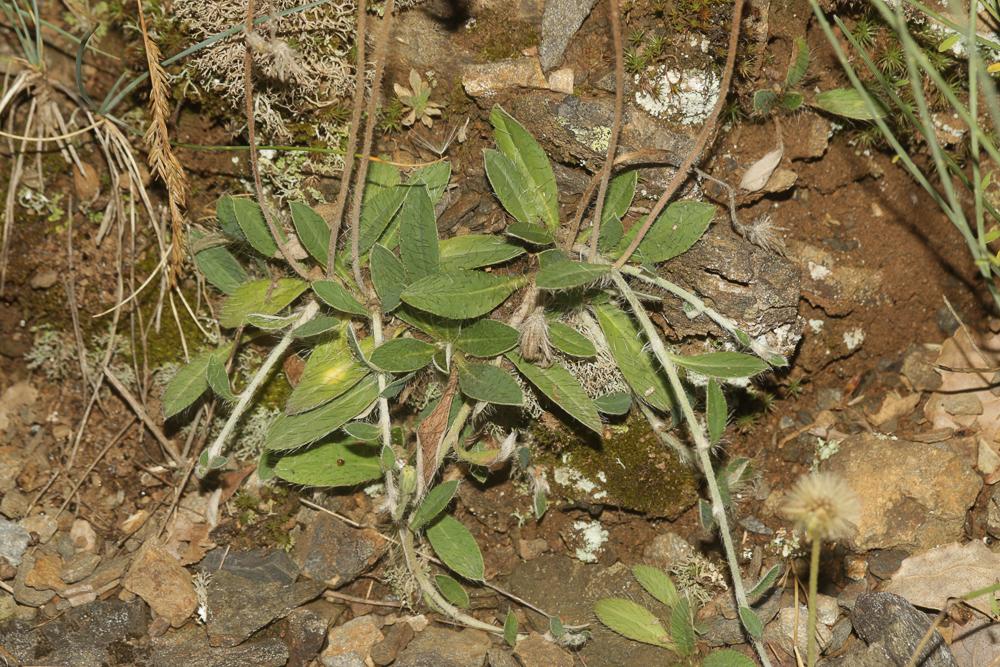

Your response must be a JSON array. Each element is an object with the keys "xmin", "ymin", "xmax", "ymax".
[{"xmin": 783, "ymin": 473, "xmax": 861, "ymax": 667}]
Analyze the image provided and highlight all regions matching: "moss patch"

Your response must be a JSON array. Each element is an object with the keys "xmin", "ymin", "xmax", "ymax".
[{"xmin": 534, "ymin": 413, "xmax": 698, "ymax": 518}]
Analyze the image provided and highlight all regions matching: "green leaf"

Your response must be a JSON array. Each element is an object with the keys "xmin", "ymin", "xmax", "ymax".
[
  {"xmin": 286, "ymin": 335, "xmax": 370, "ymax": 414},
  {"xmin": 785, "ymin": 36, "xmax": 810, "ymax": 88},
  {"xmin": 702, "ymin": 649, "xmax": 758, "ymax": 667},
  {"xmin": 358, "ymin": 186, "xmax": 407, "ymax": 255},
  {"xmin": 369, "ymin": 338, "xmax": 437, "ymax": 373},
  {"xmin": 938, "ymin": 33, "xmax": 961, "ymax": 52},
  {"xmin": 616, "ymin": 200, "xmax": 715, "ymax": 264},
  {"xmin": 292, "ymin": 315, "xmax": 341, "ymax": 338},
  {"xmin": 396, "ymin": 305, "xmax": 462, "ymax": 342},
  {"xmin": 602, "ymin": 170, "xmax": 637, "ymax": 228},
  {"xmin": 632, "ymin": 565, "xmax": 680, "ymax": 607},
  {"xmin": 548, "ymin": 321, "xmax": 596, "ymax": 358},
  {"xmin": 163, "ymin": 351, "xmax": 212, "ymax": 418},
  {"xmin": 206, "ymin": 350, "xmax": 236, "ymax": 402},
  {"xmin": 193, "ymin": 244, "xmax": 248, "ymax": 295},
  {"xmin": 490, "ymin": 106, "xmax": 559, "ymax": 232},
  {"xmin": 533, "ymin": 485, "xmax": 547, "ymax": 519},
  {"xmin": 197, "ymin": 451, "xmax": 229, "ymax": 476},
  {"xmin": 343, "ymin": 421, "xmax": 380, "ymax": 442},
  {"xmin": 410, "ymin": 479, "xmax": 460, "ymax": 531},
  {"xmin": 219, "ymin": 278, "xmax": 307, "ymax": 329},
  {"xmin": 670, "ymin": 598, "xmax": 696, "ymax": 656},
  {"xmin": 402, "ymin": 270, "xmax": 526, "ymax": 319},
  {"xmin": 398, "ymin": 187, "xmax": 440, "ymax": 281},
  {"xmin": 455, "ymin": 319, "xmax": 518, "ymax": 357},
  {"xmin": 273, "ymin": 438, "xmax": 382, "ymax": 487},
  {"xmin": 503, "ymin": 610, "xmax": 518, "ymax": 647},
  {"xmin": 289, "ymin": 201, "xmax": 330, "ymax": 267},
  {"xmin": 698, "ymin": 498, "xmax": 715, "ymax": 532},
  {"xmin": 439, "ymin": 234, "xmax": 526, "ymax": 270},
  {"xmin": 747, "ymin": 564, "xmax": 783, "ymax": 604},
  {"xmin": 229, "ymin": 197, "xmax": 279, "ymax": 257},
  {"xmin": 598, "ymin": 215, "xmax": 624, "ymax": 252},
  {"xmin": 457, "ymin": 362, "xmax": 524, "ymax": 406},
  {"xmin": 245, "ymin": 312, "xmax": 300, "ymax": 330},
  {"xmin": 549, "ymin": 617, "xmax": 565, "ymax": 638},
  {"xmin": 752, "ymin": 89, "xmax": 778, "ymax": 115},
  {"xmin": 594, "ymin": 303, "xmax": 672, "ymax": 412},
  {"xmin": 507, "ymin": 352, "xmax": 602, "ymax": 433},
  {"xmin": 407, "ymin": 161, "xmax": 451, "ymax": 203},
  {"xmin": 536, "ymin": 251, "xmax": 609, "ymax": 290},
  {"xmin": 216, "ymin": 195, "xmax": 244, "ymax": 239},
  {"xmin": 506, "ymin": 222, "xmax": 554, "ymax": 246},
  {"xmin": 266, "ymin": 375, "xmax": 379, "ymax": 450},
  {"xmin": 671, "ymin": 351, "xmax": 768, "ymax": 379},
  {"xmin": 594, "ymin": 598, "xmax": 672, "ymax": 648},
  {"xmin": 782, "ymin": 91, "xmax": 804, "ymax": 112},
  {"xmin": 370, "ymin": 244, "xmax": 408, "ymax": 312},
  {"xmin": 434, "ymin": 574, "xmax": 470, "ymax": 608},
  {"xmin": 814, "ymin": 88, "xmax": 887, "ymax": 120},
  {"xmin": 312, "ymin": 280, "xmax": 367, "ymax": 317},
  {"xmin": 706, "ymin": 379, "xmax": 727, "ymax": 445},
  {"xmin": 594, "ymin": 392, "xmax": 632, "ymax": 415},
  {"xmin": 484, "ymin": 149, "xmax": 536, "ymax": 226},
  {"xmin": 738, "ymin": 606, "xmax": 763, "ymax": 640},
  {"xmin": 257, "ymin": 450, "xmax": 278, "ymax": 482},
  {"xmin": 364, "ymin": 159, "xmax": 400, "ymax": 202},
  {"xmin": 426, "ymin": 515, "xmax": 485, "ymax": 581}
]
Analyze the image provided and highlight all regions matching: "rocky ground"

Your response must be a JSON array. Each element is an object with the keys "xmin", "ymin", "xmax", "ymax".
[{"xmin": 3, "ymin": 0, "xmax": 1000, "ymax": 665}]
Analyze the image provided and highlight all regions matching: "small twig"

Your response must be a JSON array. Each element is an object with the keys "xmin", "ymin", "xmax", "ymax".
[
  {"xmin": 242, "ymin": 0, "xmax": 311, "ymax": 281},
  {"xmin": 323, "ymin": 590, "xmax": 404, "ymax": 608},
  {"xmin": 299, "ymin": 497, "xmax": 364, "ymax": 528},
  {"xmin": 326, "ymin": 0, "xmax": 368, "ymax": 276},
  {"xmin": 348, "ymin": 0, "xmax": 396, "ymax": 291},
  {"xmin": 103, "ymin": 368, "xmax": 183, "ymax": 466},
  {"xmin": 613, "ymin": 0, "xmax": 744, "ymax": 268},
  {"xmin": 55, "ymin": 418, "xmax": 136, "ymax": 518},
  {"xmin": 587, "ymin": 0, "xmax": 624, "ymax": 262}
]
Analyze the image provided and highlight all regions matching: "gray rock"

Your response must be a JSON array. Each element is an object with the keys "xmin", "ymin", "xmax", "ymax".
[
  {"xmin": 0, "ymin": 488, "xmax": 29, "ymax": 519},
  {"xmin": 284, "ymin": 607, "xmax": 329, "ymax": 667},
  {"xmin": 0, "ymin": 518, "xmax": 30, "ymax": 566},
  {"xmin": 12, "ymin": 554, "xmax": 56, "ymax": 607},
  {"xmin": 868, "ymin": 549, "xmax": 909, "ymax": 580},
  {"xmin": 763, "ymin": 604, "xmax": 833, "ymax": 658},
  {"xmin": 294, "ymin": 512, "xmax": 387, "ymax": 587},
  {"xmin": 828, "ymin": 617, "xmax": 853, "ymax": 655},
  {"xmin": 198, "ymin": 547, "xmax": 300, "ymax": 584},
  {"xmin": 206, "ymin": 569, "xmax": 324, "ymax": 647},
  {"xmin": 539, "ymin": 0, "xmax": 599, "ymax": 70},
  {"xmin": 641, "ymin": 531, "xmax": 697, "ymax": 571},
  {"xmin": 151, "ymin": 624, "xmax": 288, "ymax": 667},
  {"xmin": 823, "ymin": 641, "xmax": 896, "ymax": 667},
  {"xmin": 852, "ymin": 592, "xmax": 957, "ymax": 667},
  {"xmin": 0, "ymin": 598, "xmax": 146, "ymax": 666},
  {"xmin": 505, "ymin": 554, "xmax": 687, "ymax": 665},
  {"xmin": 394, "ymin": 626, "xmax": 491, "ymax": 667},
  {"xmin": 823, "ymin": 433, "xmax": 981, "ymax": 551}
]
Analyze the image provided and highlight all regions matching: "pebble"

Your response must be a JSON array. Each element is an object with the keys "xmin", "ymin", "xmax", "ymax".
[
  {"xmin": 852, "ymin": 592, "xmax": 957, "ymax": 667},
  {"xmin": 60, "ymin": 551, "xmax": 102, "ymax": 584},
  {"xmin": 640, "ymin": 531, "xmax": 696, "ymax": 571},
  {"xmin": 394, "ymin": 626, "xmax": 491, "ymax": 667},
  {"xmin": 515, "ymin": 633, "xmax": 574, "ymax": 667},
  {"xmin": 320, "ymin": 615, "xmax": 384, "ymax": 667},
  {"xmin": 19, "ymin": 513, "xmax": 57, "ymax": 544},
  {"xmin": 151, "ymin": 624, "xmax": 289, "ymax": 667},
  {"xmin": 122, "ymin": 543, "xmax": 198, "ymax": 628},
  {"xmin": 987, "ymin": 485, "xmax": 1000, "ymax": 538},
  {"xmin": 370, "ymin": 619, "xmax": 415, "ymax": 666},
  {"xmin": 284, "ymin": 607, "xmax": 330, "ymax": 667},
  {"xmin": 518, "ymin": 538, "xmax": 548, "ymax": 561},
  {"xmin": 539, "ymin": 0, "xmax": 599, "ymax": 70},
  {"xmin": 29, "ymin": 269, "xmax": 59, "ymax": 290},
  {"xmin": 70, "ymin": 519, "xmax": 98, "ymax": 553},
  {"xmin": 0, "ymin": 489, "xmax": 29, "ymax": 519},
  {"xmin": 867, "ymin": 548, "xmax": 909, "ymax": 580},
  {"xmin": 763, "ymin": 604, "xmax": 833, "ymax": 658},
  {"xmin": 462, "ymin": 58, "xmax": 549, "ymax": 98},
  {"xmin": 25, "ymin": 551, "xmax": 64, "ymax": 591},
  {"xmin": 0, "ymin": 518, "xmax": 30, "ymax": 566},
  {"xmin": 12, "ymin": 555, "xmax": 56, "ymax": 607}
]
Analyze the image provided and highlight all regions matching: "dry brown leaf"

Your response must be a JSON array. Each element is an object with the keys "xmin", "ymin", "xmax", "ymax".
[
  {"xmin": 867, "ymin": 391, "xmax": 921, "ymax": 427},
  {"xmin": 739, "ymin": 145, "xmax": 784, "ymax": 191},
  {"xmin": 417, "ymin": 372, "xmax": 458, "ymax": 487},
  {"xmin": 885, "ymin": 541, "xmax": 1000, "ymax": 615},
  {"xmin": 924, "ymin": 330, "xmax": 1000, "ymax": 442}
]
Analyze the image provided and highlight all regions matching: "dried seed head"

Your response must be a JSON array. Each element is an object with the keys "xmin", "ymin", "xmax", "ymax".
[
  {"xmin": 782, "ymin": 472, "xmax": 861, "ymax": 542},
  {"xmin": 519, "ymin": 310, "xmax": 553, "ymax": 367}
]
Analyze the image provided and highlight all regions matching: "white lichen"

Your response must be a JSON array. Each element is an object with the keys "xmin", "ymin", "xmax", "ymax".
[
  {"xmin": 572, "ymin": 520, "xmax": 609, "ymax": 563},
  {"xmin": 634, "ymin": 66, "xmax": 720, "ymax": 125},
  {"xmin": 843, "ymin": 327, "xmax": 865, "ymax": 351}
]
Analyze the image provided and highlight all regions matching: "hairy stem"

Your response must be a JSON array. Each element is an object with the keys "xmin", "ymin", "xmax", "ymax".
[
  {"xmin": 371, "ymin": 308, "xmax": 401, "ymax": 519},
  {"xmin": 243, "ymin": 0, "xmax": 311, "ymax": 281},
  {"xmin": 399, "ymin": 526, "xmax": 502, "ymax": 635},
  {"xmin": 610, "ymin": 272, "xmax": 771, "ymax": 667},
  {"xmin": 200, "ymin": 301, "xmax": 319, "ymax": 474},
  {"xmin": 807, "ymin": 537, "xmax": 821, "ymax": 667},
  {"xmin": 348, "ymin": 0, "xmax": 396, "ymax": 291},
  {"xmin": 326, "ymin": 0, "xmax": 367, "ymax": 276},
  {"xmin": 612, "ymin": 0, "xmax": 744, "ymax": 268}
]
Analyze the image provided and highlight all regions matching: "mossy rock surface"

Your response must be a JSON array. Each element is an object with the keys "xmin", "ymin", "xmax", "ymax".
[{"xmin": 535, "ymin": 413, "xmax": 698, "ymax": 518}]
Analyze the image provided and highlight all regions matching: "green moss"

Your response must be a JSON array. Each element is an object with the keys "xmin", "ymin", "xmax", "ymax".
[
  {"xmin": 463, "ymin": 9, "xmax": 538, "ymax": 62},
  {"xmin": 534, "ymin": 412, "xmax": 698, "ymax": 518}
]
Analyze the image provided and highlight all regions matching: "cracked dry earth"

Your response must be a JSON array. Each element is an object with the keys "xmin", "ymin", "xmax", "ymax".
[{"xmin": 2, "ymin": 0, "xmax": 1000, "ymax": 665}]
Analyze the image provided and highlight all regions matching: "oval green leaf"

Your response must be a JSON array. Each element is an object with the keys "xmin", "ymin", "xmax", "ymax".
[
  {"xmin": 410, "ymin": 479, "xmax": 460, "ymax": 531},
  {"xmin": 219, "ymin": 278, "xmax": 307, "ymax": 329},
  {"xmin": 435, "ymin": 574, "xmax": 470, "ymax": 608},
  {"xmin": 670, "ymin": 351, "xmax": 768, "ymax": 379},
  {"xmin": 313, "ymin": 280, "xmax": 367, "ymax": 317},
  {"xmin": 457, "ymin": 362, "xmax": 524, "ymax": 406},
  {"xmin": 439, "ymin": 234, "xmax": 526, "ymax": 270},
  {"xmin": 289, "ymin": 201, "xmax": 330, "ymax": 267},
  {"xmin": 548, "ymin": 321, "xmax": 596, "ymax": 358},
  {"xmin": 425, "ymin": 515, "xmax": 485, "ymax": 581},
  {"xmin": 369, "ymin": 338, "xmax": 437, "ymax": 373},
  {"xmin": 594, "ymin": 598, "xmax": 672, "ymax": 648},
  {"xmin": 507, "ymin": 352, "xmax": 601, "ymax": 434},
  {"xmin": 266, "ymin": 375, "xmax": 379, "ymax": 450},
  {"xmin": 273, "ymin": 438, "xmax": 381, "ymax": 487},
  {"xmin": 455, "ymin": 319, "xmax": 519, "ymax": 357},
  {"xmin": 401, "ymin": 270, "xmax": 526, "ymax": 320}
]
